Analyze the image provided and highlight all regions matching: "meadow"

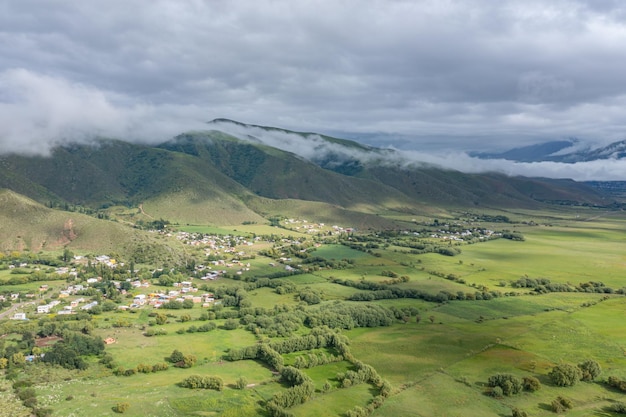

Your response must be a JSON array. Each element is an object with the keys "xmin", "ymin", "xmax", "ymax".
[{"xmin": 2, "ymin": 208, "xmax": 626, "ymax": 416}]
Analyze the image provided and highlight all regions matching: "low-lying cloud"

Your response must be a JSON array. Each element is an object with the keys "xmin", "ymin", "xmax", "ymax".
[
  {"xmin": 0, "ymin": 69, "xmax": 208, "ymax": 155},
  {"xmin": 209, "ymin": 119, "xmax": 626, "ymax": 181}
]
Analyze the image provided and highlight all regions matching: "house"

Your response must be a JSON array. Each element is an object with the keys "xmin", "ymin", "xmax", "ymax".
[
  {"xmin": 12, "ymin": 313, "xmax": 27, "ymax": 320},
  {"xmin": 81, "ymin": 301, "xmax": 98, "ymax": 310},
  {"xmin": 104, "ymin": 338, "xmax": 116, "ymax": 345},
  {"xmin": 37, "ymin": 305, "xmax": 51, "ymax": 314}
]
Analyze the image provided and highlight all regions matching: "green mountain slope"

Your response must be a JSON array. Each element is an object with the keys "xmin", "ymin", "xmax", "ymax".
[
  {"xmin": 0, "ymin": 121, "xmax": 614, "ymax": 234},
  {"xmin": 0, "ymin": 189, "xmax": 186, "ymax": 264}
]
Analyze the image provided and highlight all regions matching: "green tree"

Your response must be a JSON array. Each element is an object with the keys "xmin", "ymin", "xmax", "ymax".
[
  {"xmin": 168, "ymin": 349, "xmax": 184, "ymax": 364},
  {"xmin": 236, "ymin": 376, "xmax": 248, "ymax": 389},
  {"xmin": 549, "ymin": 363, "xmax": 582, "ymax": 387},
  {"xmin": 577, "ymin": 359, "xmax": 601, "ymax": 381},
  {"xmin": 223, "ymin": 318, "xmax": 239, "ymax": 330},
  {"xmin": 155, "ymin": 313, "xmax": 168, "ymax": 325},
  {"xmin": 522, "ymin": 375, "xmax": 541, "ymax": 392},
  {"xmin": 488, "ymin": 373, "xmax": 523, "ymax": 396}
]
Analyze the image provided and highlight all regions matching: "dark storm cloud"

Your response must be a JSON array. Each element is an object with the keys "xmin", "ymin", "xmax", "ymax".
[{"xmin": 1, "ymin": 0, "xmax": 626, "ymax": 178}]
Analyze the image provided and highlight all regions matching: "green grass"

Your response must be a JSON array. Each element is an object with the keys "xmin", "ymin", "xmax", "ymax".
[
  {"xmin": 96, "ymin": 326, "xmax": 257, "ymax": 368},
  {"xmin": 312, "ymin": 244, "xmax": 373, "ymax": 261},
  {"xmin": 291, "ymin": 383, "xmax": 376, "ymax": 417}
]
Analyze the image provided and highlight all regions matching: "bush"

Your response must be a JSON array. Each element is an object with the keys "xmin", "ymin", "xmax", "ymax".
[
  {"xmin": 549, "ymin": 363, "xmax": 582, "ymax": 387},
  {"xmin": 523, "ymin": 375, "xmax": 541, "ymax": 392},
  {"xmin": 512, "ymin": 408, "xmax": 528, "ymax": 417},
  {"xmin": 612, "ymin": 402, "xmax": 626, "ymax": 414},
  {"xmin": 236, "ymin": 376, "xmax": 248, "ymax": 390},
  {"xmin": 488, "ymin": 373, "xmax": 523, "ymax": 396},
  {"xmin": 113, "ymin": 402, "xmax": 130, "ymax": 413},
  {"xmin": 578, "ymin": 359, "xmax": 601, "ymax": 381},
  {"xmin": 180, "ymin": 375, "xmax": 224, "ymax": 390},
  {"xmin": 551, "ymin": 396, "xmax": 573, "ymax": 413},
  {"xmin": 490, "ymin": 386, "xmax": 503, "ymax": 398}
]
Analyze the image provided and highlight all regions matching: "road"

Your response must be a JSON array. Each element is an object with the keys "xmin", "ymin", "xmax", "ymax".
[{"xmin": 0, "ymin": 301, "xmax": 35, "ymax": 320}]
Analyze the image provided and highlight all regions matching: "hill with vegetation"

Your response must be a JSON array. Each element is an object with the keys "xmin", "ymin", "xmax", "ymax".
[
  {"xmin": 0, "ymin": 121, "xmax": 615, "ymax": 254},
  {"xmin": 0, "ymin": 189, "xmax": 186, "ymax": 265}
]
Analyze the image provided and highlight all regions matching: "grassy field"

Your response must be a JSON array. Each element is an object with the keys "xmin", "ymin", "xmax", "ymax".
[{"xmin": 3, "ymin": 208, "xmax": 626, "ymax": 416}]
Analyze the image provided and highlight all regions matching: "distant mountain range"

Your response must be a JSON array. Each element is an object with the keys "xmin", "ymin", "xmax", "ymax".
[
  {"xmin": 0, "ymin": 120, "xmax": 618, "ymax": 252},
  {"xmin": 470, "ymin": 138, "xmax": 626, "ymax": 163}
]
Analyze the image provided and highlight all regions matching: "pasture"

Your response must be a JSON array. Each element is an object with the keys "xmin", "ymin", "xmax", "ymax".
[{"xmin": 3, "ymin": 208, "xmax": 626, "ymax": 416}]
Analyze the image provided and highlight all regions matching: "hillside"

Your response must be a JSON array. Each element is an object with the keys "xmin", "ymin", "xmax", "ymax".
[
  {"xmin": 0, "ymin": 121, "xmax": 615, "ymax": 237},
  {"xmin": 0, "ymin": 189, "xmax": 186, "ymax": 264}
]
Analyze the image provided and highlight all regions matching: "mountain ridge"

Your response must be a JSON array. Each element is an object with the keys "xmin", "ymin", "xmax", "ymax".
[{"xmin": 0, "ymin": 120, "xmax": 616, "ymax": 254}]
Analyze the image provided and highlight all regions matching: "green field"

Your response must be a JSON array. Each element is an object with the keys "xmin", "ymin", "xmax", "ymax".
[{"xmin": 3, "ymin": 208, "xmax": 626, "ymax": 416}]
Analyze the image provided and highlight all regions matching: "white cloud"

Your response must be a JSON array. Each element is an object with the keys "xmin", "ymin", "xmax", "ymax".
[
  {"xmin": 0, "ymin": 69, "xmax": 208, "ymax": 154},
  {"xmin": 1, "ymin": 1, "xmax": 626, "ymax": 179}
]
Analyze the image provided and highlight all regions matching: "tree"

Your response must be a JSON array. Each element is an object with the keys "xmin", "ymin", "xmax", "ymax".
[
  {"xmin": 488, "ymin": 374, "xmax": 523, "ymax": 396},
  {"xmin": 155, "ymin": 313, "xmax": 167, "ymax": 325},
  {"xmin": 522, "ymin": 375, "xmax": 541, "ymax": 392},
  {"xmin": 490, "ymin": 386, "xmax": 503, "ymax": 398},
  {"xmin": 236, "ymin": 376, "xmax": 248, "ymax": 389},
  {"xmin": 322, "ymin": 381, "xmax": 332, "ymax": 392},
  {"xmin": 182, "ymin": 299, "xmax": 194, "ymax": 309},
  {"xmin": 223, "ymin": 318, "xmax": 239, "ymax": 330},
  {"xmin": 549, "ymin": 363, "xmax": 582, "ymax": 387},
  {"xmin": 168, "ymin": 349, "xmax": 184, "ymax": 364},
  {"xmin": 61, "ymin": 248, "xmax": 74, "ymax": 263},
  {"xmin": 577, "ymin": 359, "xmax": 601, "ymax": 381}
]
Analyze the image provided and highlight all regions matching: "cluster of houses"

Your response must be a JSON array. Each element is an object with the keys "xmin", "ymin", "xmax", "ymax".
[
  {"xmin": 195, "ymin": 259, "xmax": 251, "ymax": 279},
  {"xmin": 176, "ymin": 232, "xmax": 256, "ymax": 251},
  {"xmin": 282, "ymin": 218, "xmax": 354, "ymax": 235},
  {"xmin": 37, "ymin": 299, "xmax": 98, "ymax": 315},
  {"xmin": 422, "ymin": 228, "xmax": 500, "ymax": 242},
  {"xmin": 121, "ymin": 288, "xmax": 216, "ymax": 310}
]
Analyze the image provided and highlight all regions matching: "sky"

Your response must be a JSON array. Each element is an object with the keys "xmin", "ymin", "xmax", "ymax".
[{"xmin": 1, "ymin": 0, "xmax": 626, "ymax": 180}]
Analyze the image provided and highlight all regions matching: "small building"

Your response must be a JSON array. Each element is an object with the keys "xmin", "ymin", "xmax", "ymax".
[{"xmin": 37, "ymin": 305, "xmax": 51, "ymax": 314}]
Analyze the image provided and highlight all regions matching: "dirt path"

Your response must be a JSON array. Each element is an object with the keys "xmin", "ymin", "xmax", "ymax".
[{"xmin": 138, "ymin": 203, "xmax": 154, "ymax": 219}]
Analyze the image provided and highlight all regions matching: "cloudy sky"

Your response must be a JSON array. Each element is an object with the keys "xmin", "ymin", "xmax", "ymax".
[{"xmin": 1, "ymin": 0, "xmax": 626, "ymax": 179}]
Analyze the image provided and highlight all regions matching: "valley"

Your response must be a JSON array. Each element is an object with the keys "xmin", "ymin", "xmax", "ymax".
[
  {"xmin": 1, "ymin": 124, "xmax": 625, "ymax": 417},
  {"xmin": 2, "ymin": 203, "xmax": 626, "ymax": 417}
]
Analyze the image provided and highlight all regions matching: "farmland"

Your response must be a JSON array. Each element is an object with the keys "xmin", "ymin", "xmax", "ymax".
[{"xmin": 2, "ymin": 209, "xmax": 626, "ymax": 416}]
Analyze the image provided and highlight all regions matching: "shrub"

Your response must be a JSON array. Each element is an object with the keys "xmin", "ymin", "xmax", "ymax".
[
  {"xmin": 113, "ymin": 402, "xmax": 130, "ymax": 413},
  {"xmin": 551, "ymin": 396, "xmax": 573, "ymax": 413},
  {"xmin": 549, "ymin": 363, "xmax": 582, "ymax": 387},
  {"xmin": 488, "ymin": 373, "xmax": 523, "ymax": 396},
  {"xmin": 236, "ymin": 376, "xmax": 248, "ymax": 390},
  {"xmin": 512, "ymin": 408, "xmax": 528, "ymax": 417},
  {"xmin": 612, "ymin": 402, "xmax": 626, "ymax": 414},
  {"xmin": 180, "ymin": 375, "xmax": 224, "ymax": 391},
  {"xmin": 578, "ymin": 359, "xmax": 601, "ymax": 381},
  {"xmin": 523, "ymin": 375, "xmax": 541, "ymax": 392}
]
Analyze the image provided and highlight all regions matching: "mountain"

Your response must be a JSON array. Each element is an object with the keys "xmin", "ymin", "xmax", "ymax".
[
  {"xmin": 470, "ymin": 140, "xmax": 578, "ymax": 162},
  {"xmin": 0, "ymin": 120, "xmax": 615, "ymax": 253},
  {"xmin": 471, "ymin": 138, "xmax": 626, "ymax": 163}
]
